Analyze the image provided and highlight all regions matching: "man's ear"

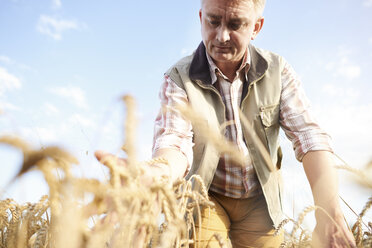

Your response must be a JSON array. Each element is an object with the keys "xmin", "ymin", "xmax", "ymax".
[
  {"xmin": 251, "ymin": 17, "xmax": 264, "ymax": 40},
  {"xmin": 199, "ymin": 9, "xmax": 202, "ymax": 23}
]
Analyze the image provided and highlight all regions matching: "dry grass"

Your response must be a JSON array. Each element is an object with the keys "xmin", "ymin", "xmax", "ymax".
[
  {"xmin": 0, "ymin": 135, "xmax": 217, "ymax": 248},
  {"xmin": 275, "ymin": 159, "xmax": 372, "ymax": 248},
  {"xmin": 0, "ymin": 95, "xmax": 371, "ymax": 247},
  {"xmin": 334, "ymin": 156, "xmax": 372, "ymax": 247},
  {"xmin": 0, "ymin": 95, "xmax": 220, "ymax": 248}
]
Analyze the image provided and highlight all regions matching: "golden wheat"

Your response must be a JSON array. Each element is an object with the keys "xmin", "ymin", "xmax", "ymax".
[{"xmin": 0, "ymin": 95, "xmax": 371, "ymax": 248}]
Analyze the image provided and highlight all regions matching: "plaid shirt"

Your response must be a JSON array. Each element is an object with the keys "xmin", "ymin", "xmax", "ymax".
[{"xmin": 152, "ymin": 50, "xmax": 333, "ymax": 199}]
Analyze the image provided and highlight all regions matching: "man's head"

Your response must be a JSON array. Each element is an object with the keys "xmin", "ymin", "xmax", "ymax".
[{"xmin": 199, "ymin": 0, "xmax": 265, "ymax": 71}]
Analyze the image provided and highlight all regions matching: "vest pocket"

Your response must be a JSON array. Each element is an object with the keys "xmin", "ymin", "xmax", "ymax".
[{"xmin": 259, "ymin": 104, "xmax": 279, "ymax": 127}]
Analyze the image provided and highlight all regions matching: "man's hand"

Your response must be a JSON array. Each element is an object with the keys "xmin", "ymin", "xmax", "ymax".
[
  {"xmin": 94, "ymin": 150, "xmax": 127, "ymax": 167},
  {"xmin": 302, "ymin": 151, "xmax": 356, "ymax": 248},
  {"xmin": 312, "ymin": 211, "xmax": 356, "ymax": 248},
  {"xmin": 95, "ymin": 150, "xmax": 135, "ymax": 186},
  {"xmin": 94, "ymin": 150, "xmax": 170, "ymax": 186}
]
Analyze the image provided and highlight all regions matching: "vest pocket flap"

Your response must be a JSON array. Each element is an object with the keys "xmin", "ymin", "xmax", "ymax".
[{"xmin": 260, "ymin": 104, "xmax": 279, "ymax": 127}]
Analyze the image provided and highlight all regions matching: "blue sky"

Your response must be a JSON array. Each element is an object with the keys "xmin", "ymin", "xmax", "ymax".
[{"xmin": 1, "ymin": 0, "xmax": 371, "ymax": 229}]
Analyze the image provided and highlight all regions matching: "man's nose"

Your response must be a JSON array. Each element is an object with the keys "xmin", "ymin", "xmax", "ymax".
[{"xmin": 216, "ymin": 25, "xmax": 230, "ymax": 43}]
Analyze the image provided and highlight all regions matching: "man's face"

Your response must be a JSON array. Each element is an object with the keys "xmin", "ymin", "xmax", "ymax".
[{"xmin": 199, "ymin": 0, "xmax": 263, "ymax": 69}]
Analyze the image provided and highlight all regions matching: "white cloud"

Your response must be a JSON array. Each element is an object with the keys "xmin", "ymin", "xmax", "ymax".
[
  {"xmin": 322, "ymin": 83, "xmax": 360, "ymax": 99},
  {"xmin": 0, "ymin": 101, "xmax": 21, "ymax": 112},
  {"xmin": 50, "ymin": 86, "xmax": 88, "ymax": 109},
  {"xmin": 180, "ymin": 48, "xmax": 193, "ymax": 56},
  {"xmin": 363, "ymin": 0, "xmax": 372, "ymax": 7},
  {"xmin": 44, "ymin": 102, "xmax": 59, "ymax": 115},
  {"xmin": 336, "ymin": 46, "xmax": 353, "ymax": 57},
  {"xmin": 0, "ymin": 67, "xmax": 22, "ymax": 96},
  {"xmin": 52, "ymin": 0, "xmax": 62, "ymax": 9},
  {"xmin": 325, "ymin": 48, "xmax": 361, "ymax": 80},
  {"xmin": 337, "ymin": 62, "xmax": 361, "ymax": 79},
  {"xmin": 313, "ymin": 103, "xmax": 372, "ymax": 167},
  {"xmin": 18, "ymin": 64, "xmax": 35, "ymax": 73},
  {"xmin": 13, "ymin": 114, "xmax": 95, "ymax": 148},
  {"xmin": 19, "ymin": 126, "xmax": 57, "ymax": 144},
  {"xmin": 0, "ymin": 56, "xmax": 13, "ymax": 65},
  {"xmin": 0, "ymin": 55, "xmax": 35, "ymax": 73},
  {"xmin": 37, "ymin": 15, "xmax": 82, "ymax": 40},
  {"xmin": 68, "ymin": 114, "xmax": 96, "ymax": 129}
]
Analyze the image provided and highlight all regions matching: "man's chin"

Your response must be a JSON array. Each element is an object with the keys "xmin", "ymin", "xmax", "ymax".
[{"xmin": 211, "ymin": 53, "xmax": 233, "ymax": 63}]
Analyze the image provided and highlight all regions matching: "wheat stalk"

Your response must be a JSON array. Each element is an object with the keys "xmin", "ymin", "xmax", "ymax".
[{"xmin": 1, "ymin": 95, "xmax": 371, "ymax": 248}]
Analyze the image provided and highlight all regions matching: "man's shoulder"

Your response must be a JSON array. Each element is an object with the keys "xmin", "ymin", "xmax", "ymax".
[
  {"xmin": 251, "ymin": 45, "xmax": 284, "ymax": 64},
  {"xmin": 166, "ymin": 53, "xmax": 195, "ymax": 75},
  {"xmin": 164, "ymin": 52, "xmax": 196, "ymax": 90}
]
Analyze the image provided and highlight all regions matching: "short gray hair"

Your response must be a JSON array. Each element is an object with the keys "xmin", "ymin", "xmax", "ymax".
[
  {"xmin": 253, "ymin": 0, "xmax": 266, "ymax": 16},
  {"xmin": 200, "ymin": 0, "xmax": 266, "ymax": 16}
]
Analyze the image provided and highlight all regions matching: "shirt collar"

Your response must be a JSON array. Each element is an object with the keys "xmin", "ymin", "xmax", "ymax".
[{"xmin": 206, "ymin": 48, "xmax": 251, "ymax": 84}]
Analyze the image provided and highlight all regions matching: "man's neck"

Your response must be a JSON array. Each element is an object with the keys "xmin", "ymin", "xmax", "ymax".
[
  {"xmin": 204, "ymin": 47, "xmax": 249, "ymax": 83},
  {"xmin": 216, "ymin": 61, "xmax": 241, "ymax": 82},
  {"xmin": 215, "ymin": 60, "xmax": 241, "ymax": 82}
]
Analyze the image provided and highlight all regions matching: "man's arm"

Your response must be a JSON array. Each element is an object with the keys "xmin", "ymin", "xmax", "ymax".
[
  {"xmin": 151, "ymin": 75, "xmax": 194, "ymax": 182},
  {"xmin": 152, "ymin": 148, "xmax": 189, "ymax": 183},
  {"xmin": 302, "ymin": 150, "xmax": 356, "ymax": 247},
  {"xmin": 278, "ymin": 59, "xmax": 355, "ymax": 246}
]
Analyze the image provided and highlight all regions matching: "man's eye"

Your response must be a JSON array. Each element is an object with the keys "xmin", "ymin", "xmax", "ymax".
[
  {"xmin": 209, "ymin": 20, "xmax": 220, "ymax": 26},
  {"xmin": 229, "ymin": 22, "xmax": 242, "ymax": 31}
]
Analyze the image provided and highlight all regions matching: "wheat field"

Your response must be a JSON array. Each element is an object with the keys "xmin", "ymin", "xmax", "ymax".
[{"xmin": 0, "ymin": 95, "xmax": 371, "ymax": 248}]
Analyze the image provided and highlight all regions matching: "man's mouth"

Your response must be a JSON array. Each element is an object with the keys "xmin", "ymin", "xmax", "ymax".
[{"xmin": 214, "ymin": 45, "xmax": 231, "ymax": 51}]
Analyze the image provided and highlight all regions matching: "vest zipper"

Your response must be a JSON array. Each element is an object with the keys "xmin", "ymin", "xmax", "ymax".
[
  {"xmin": 194, "ymin": 79, "xmax": 226, "ymax": 123},
  {"xmin": 240, "ymin": 72, "xmax": 276, "ymax": 173}
]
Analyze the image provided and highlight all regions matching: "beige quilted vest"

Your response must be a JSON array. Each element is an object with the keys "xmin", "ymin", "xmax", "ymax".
[{"xmin": 166, "ymin": 43, "xmax": 285, "ymax": 227}]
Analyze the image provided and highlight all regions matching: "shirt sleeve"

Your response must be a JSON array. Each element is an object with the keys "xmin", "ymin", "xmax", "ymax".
[
  {"xmin": 152, "ymin": 75, "xmax": 194, "ymax": 171},
  {"xmin": 279, "ymin": 59, "xmax": 333, "ymax": 162}
]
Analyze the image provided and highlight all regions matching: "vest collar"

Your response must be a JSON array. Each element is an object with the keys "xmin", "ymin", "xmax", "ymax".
[
  {"xmin": 247, "ymin": 44, "xmax": 268, "ymax": 84},
  {"xmin": 189, "ymin": 42, "xmax": 212, "ymax": 84},
  {"xmin": 189, "ymin": 42, "xmax": 268, "ymax": 85}
]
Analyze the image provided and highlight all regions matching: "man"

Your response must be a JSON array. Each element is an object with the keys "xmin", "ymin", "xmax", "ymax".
[
  {"xmin": 96, "ymin": 0, "xmax": 356, "ymax": 247},
  {"xmin": 150, "ymin": 0, "xmax": 356, "ymax": 247}
]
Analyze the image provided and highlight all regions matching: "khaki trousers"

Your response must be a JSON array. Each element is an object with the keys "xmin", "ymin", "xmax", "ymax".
[{"xmin": 194, "ymin": 191, "xmax": 283, "ymax": 248}]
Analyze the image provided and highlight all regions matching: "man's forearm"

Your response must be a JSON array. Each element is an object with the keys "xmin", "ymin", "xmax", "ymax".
[
  {"xmin": 302, "ymin": 151, "xmax": 356, "ymax": 247},
  {"xmin": 302, "ymin": 150, "xmax": 341, "ymax": 216}
]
